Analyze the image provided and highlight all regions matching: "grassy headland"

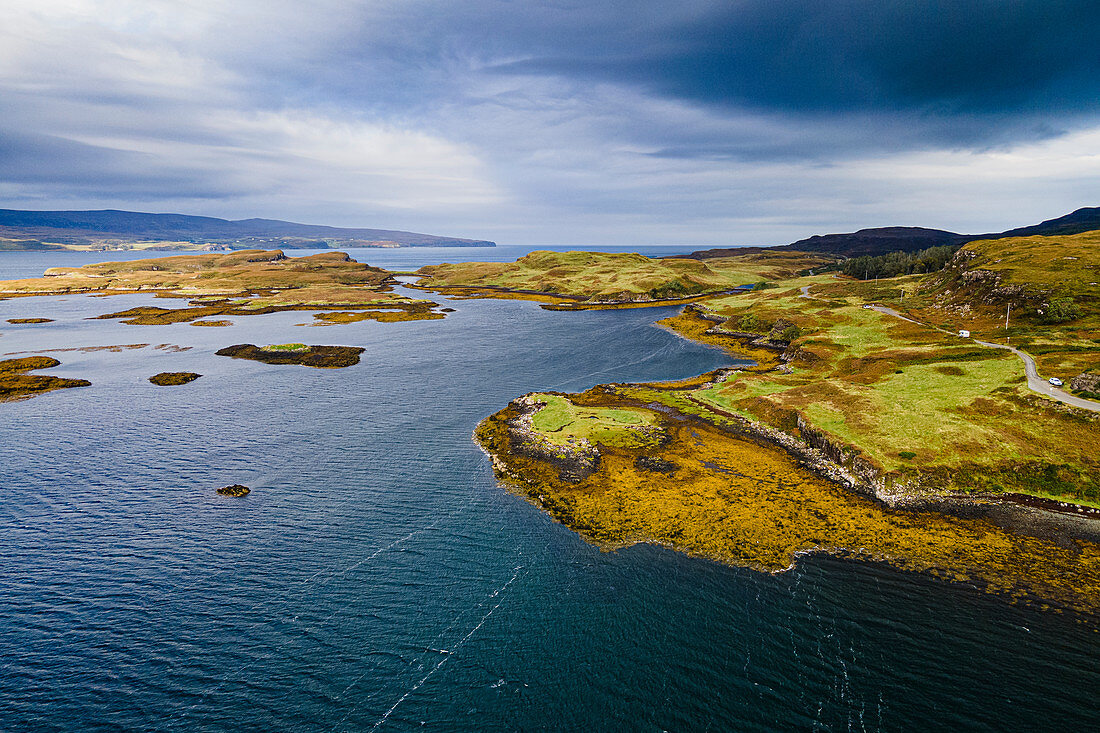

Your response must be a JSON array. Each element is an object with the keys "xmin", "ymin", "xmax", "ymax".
[
  {"xmin": 415, "ymin": 250, "xmax": 835, "ymax": 305},
  {"xmin": 0, "ymin": 249, "xmax": 447, "ymax": 323},
  {"xmin": 478, "ymin": 384, "xmax": 1100, "ymax": 614},
  {"xmin": 472, "ymin": 233, "xmax": 1100, "ymax": 610}
]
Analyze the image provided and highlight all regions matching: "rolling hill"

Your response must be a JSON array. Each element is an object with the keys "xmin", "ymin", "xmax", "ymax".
[
  {"xmin": 0, "ymin": 209, "xmax": 496, "ymax": 251},
  {"xmin": 683, "ymin": 207, "xmax": 1100, "ymax": 259}
]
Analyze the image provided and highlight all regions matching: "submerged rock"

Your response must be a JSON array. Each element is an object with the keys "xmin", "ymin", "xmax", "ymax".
[{"xmin": 216, "ymin": 484, "xmax": 250, "ymax": 497}]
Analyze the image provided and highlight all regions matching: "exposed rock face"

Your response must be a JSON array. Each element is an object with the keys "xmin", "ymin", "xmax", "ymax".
[
  {"xmin": 506, "ymin": 395, "xmax": 600, "ymax": 483},
  {"xmin": 216, "ymin": 484, "xmax": 250, "ymax": 497},
  {"xmin": 1072, "ymin": 372, "xmax": 1100, "ymax": 396},
  {"xmin": 635, "ymin": 455, "xmax": 676, "ymax": 473}
]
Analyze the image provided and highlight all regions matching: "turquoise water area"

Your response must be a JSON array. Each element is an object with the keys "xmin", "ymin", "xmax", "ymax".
[{"xmin": 1, "ymin": 247, "xmax": 1099, "ymax": 731}]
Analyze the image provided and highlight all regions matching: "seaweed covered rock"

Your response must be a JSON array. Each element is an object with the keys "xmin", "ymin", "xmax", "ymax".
[
  {"xmin": 216, "ymin": 484, "xmax": 251, "ymax": 497},
  {"xmin": 0, "ymin": 356, "xmax": 90, "ymax": 402},
  {"xmin": 215, "ymin": 343, "xmax": 364, "ymax": 368},
  {"xmin": 149, "ymin": 372, "xmax": 202, "ymax": 386},
  {"xmin": 635, "ymin": 455, "xmax": 677, "ymax": 473}
]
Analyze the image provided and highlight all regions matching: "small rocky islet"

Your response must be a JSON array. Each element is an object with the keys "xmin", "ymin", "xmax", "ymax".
[
  {"xmin": 216, "ymin": 484, "xmax": 251, "ymax": 497},
  {"xmin": 215, "ymin": 343, "xmax": 364, "ymax": 368},
  {"xmin": 148, "ymin": 371, "xmax": 202, "ymax": 386}
]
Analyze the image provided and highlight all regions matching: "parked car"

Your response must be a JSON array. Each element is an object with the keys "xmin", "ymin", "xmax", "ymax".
[{"xmin": 1049, "ymin": 377, "xmax": 1063, "ymax": 387}]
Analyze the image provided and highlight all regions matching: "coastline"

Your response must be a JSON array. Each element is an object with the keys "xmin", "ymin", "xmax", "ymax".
[{"xmin": 470, "ymin": 297, "xmax": 1100, "ymax": 614}]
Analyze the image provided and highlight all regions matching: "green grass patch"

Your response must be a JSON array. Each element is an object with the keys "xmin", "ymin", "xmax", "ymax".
[{"xmin": 529, "ymin": 394, "xmax": 661, "ymax": 449}]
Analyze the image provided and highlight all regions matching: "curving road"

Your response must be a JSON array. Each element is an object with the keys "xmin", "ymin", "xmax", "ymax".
[
  {"xmin": 973, "ymin": 339, "xmax": 1100, "ymax": 412},
  {"xmin": 860, "ymin": 303, "xmax": 1100, "ymax": 413}
]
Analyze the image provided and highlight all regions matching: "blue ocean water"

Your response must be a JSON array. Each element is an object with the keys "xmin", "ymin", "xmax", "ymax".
[{"xmin": 1, "ymin": 247, "xmax": 1099, "ymax": 732}]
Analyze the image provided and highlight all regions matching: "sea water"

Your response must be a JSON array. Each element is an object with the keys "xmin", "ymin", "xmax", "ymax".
[{"xmin": 1, "ymin": 247, "xmax": 1099, "ymax": 731}]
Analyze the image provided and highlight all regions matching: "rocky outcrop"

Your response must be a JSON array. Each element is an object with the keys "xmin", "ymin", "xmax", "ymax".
[
  {"xmin": 0, "ymin": 356, "xmax": 90, "ymax": 402},
  {"xmin": 1072, "ymin": 372, "xmax": 1100, "ymax": 397},
  {"xmin": 215, "ymin": 344, "xmax": 364, "ymax": 368},
  {"xmin": 505, "ymin": 395, "xmax": 600, "ymax": 483},
  {"xmin": 216, "ymin": 484, "xmax": 250, "ymax": 497},
  {"xmin": 148, "ymin": 372, "xmax": 201, "ymax": 386}
]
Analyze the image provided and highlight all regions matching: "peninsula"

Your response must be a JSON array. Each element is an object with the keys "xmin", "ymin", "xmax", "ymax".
[{"xmin": 421, "ymin": 225, "xmax": 1100, "ymax": 611}]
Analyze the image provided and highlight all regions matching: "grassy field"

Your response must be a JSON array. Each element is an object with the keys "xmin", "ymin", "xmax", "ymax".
[
  {"xmin": 657, "ymin": 269, "xmax": 1099, "ymax": 499},
  {"xmin": 415, "ymin": 250, "xmax": 835, "ymax": 302},
  {"xmin": 479, "ymin": 383, "xmax": 1100, "ymax": 614},
  {"xmin": 526, "ymin": 393, "xmax": 662, "ymax": 449},
  {"xmin": 898, "ymin": 231, "xmax": 1100, "ymax": 378}
]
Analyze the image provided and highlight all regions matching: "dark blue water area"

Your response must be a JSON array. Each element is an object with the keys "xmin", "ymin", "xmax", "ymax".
[{"xmin": 2, "ymin": 251, "xmax": 1100, "ymax": 732}]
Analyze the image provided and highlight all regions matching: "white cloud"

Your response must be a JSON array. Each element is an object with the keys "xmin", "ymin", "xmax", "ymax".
[{"xmin": 0, "ymin": 0, "xmax": 1097, "ymax": 244}]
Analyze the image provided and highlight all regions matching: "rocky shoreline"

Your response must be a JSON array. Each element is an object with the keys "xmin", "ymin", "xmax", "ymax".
[{"xmin": 474, "ymin": 310, "xmax": 1100, "ymax": 612}]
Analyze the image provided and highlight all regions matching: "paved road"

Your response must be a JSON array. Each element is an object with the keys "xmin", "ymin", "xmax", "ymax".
[
  {"xmin": 973, "ymin": 339, "xmax": 1100, "ymax": 412},
  {"xmin": 868, "ymin": 304, "xmax": 920, "ymax": 324},
  {"xmin": 863, "ymin": 304, "xmax": 1100, "ymax": 413}
]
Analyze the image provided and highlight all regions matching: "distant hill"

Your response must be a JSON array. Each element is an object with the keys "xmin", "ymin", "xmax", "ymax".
[
  {"xmin": 776, "ymin": 226, "xmax": 965, "ymax": 257},
  {"xmin": 991, "ymin": 207, "xmax": 1100, "ymax": 238},
  {"xmin": 0, "ymin": 209, "xmax": 495, "ymax": 250},
  {"xmin": 683, "ymin": 207, "xmax": 1100, "ymax": 259}
]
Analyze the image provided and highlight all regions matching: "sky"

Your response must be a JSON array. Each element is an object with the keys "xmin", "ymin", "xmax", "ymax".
[{"xmin": 1, "ymin": 0, "xmax": 1099, "ymax": 246}]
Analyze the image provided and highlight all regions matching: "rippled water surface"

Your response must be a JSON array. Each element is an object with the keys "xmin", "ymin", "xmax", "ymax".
[{"xmin": 2, "ymin": 248, "xmax": 1100, "ymax": 731}]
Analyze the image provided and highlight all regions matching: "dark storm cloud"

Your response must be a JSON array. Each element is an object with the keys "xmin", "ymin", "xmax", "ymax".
[
  {"xmin": 2, "ymin": 1, "xmax": 1099, "ymax": 242},
  {"xmin": 484, "ymin": 0, "xmax": 1100, "ymax": 144}
]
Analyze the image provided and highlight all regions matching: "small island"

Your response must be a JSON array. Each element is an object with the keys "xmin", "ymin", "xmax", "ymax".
[
  {"xmin": 149, "ymin": 372, "xmax": 202, "ymax": 386},
  {"xmin": 0, "ymin": 356, "xmax": 90, "ymax": 401},
  {"xmin": 0, "ymin": 249, "xmax": 448, "ymax": 324},
  {"xmin": 215, "ymin": 343, "xmax": 364, "ymax": 368},
  {"xmin": 6, "ymin": 317, "xmax": 54, "ymax": 324},
  {"xmin": 216, "ymin": 484, "xmax": 251, "ymax": 497}
]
